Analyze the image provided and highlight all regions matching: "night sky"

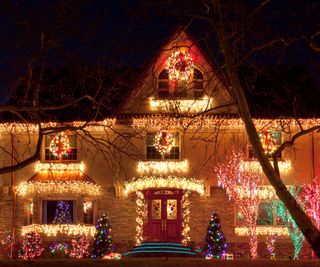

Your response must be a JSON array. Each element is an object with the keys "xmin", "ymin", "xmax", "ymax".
[{"xmin": 1, "ymin": 1, "xmax": 320, "ymax": 117}]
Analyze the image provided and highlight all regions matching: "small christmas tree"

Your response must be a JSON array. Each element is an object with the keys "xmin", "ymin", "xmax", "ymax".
[
  {"xmin": 19, "ymin": 232, "xmax": 44, "ymax": 260},
  {"xmin": 92, "ymin": 212, "xmax": 113, "ymax": 258},
  {"xmin": 53, "ymin": 200, "xmax": 72, "ymax": 224},
  {"xmin": 70, "ymin": 234, "xmax": 91, "ymax": 258},
  {"xmin": 205, "ymin": 211, "xmax": 228, "ymax": 259}
]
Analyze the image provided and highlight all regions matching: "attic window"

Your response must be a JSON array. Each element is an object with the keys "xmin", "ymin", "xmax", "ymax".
[
  {"xmin": 158, "ymin": 69, "xmax": 169, "ymax": 98},
  {"xmin": 193, "ymin": 69, "xmax": 204, "ymax": 98}
]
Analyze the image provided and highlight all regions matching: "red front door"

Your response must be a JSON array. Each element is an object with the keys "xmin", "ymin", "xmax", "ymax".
[{"xmin": 146, "ymin": 189, "xmax": 182, "ymax": 243}]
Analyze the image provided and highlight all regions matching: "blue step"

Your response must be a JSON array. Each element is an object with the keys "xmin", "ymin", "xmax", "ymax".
[{"xmin": 122, "ymin": 242, "xmax": 201, "ymax": 257}]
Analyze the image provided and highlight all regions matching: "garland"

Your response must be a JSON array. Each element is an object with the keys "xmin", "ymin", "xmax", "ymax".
[
  {"xmin": 166, "ymin": 51, "xmax": 194, "ymax": 82},
  {"xmin": 154, "ymin": 130, "xmax": 174, "ymax": 154},
  {"xmin": 259, "ymin": 130, "xmax": 277, "ymax": 154}
]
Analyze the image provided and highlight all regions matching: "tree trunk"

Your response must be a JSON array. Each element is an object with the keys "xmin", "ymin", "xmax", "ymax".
[{"xmin": 215, "ymin": 0, "xmax": 320, "ymax": 258}]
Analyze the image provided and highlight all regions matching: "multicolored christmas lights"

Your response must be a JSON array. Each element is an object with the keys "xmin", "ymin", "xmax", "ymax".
[
  {"xmin": 266, "ymin": 235, "xmax": 278, "ymax": 260},
  {"xmin": 19, "ymin": 232, "xmax": 44, "ymax": 260},
  {"xmin": 70, "ymin": 234, "xmax": 91, "ymax": 258},
  {"xmin": 49, "ymin": 132, "xmax": 71, "ymax": 158},
  {"xmin": 259, "ymin": 130, "xmax": 277, "ymax": 155},
  {"xmin": 92, "ymin": 213, "xmax": 113, "ymax": 258}
]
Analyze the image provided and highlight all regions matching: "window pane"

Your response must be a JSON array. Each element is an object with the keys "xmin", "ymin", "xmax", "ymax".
[
  {"xmin": 83, "ymin": 201, "xmax": 94, "ymax": 224},
  {"xmin": 43, "ymin": 200, "xmax": 74, "ymax": 224},
  {"xmin": 257, "ymin": 203, "xmax": 274, "ymax": 225}
]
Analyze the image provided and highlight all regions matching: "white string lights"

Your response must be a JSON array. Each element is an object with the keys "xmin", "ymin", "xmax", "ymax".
[
  {"xmin": 35, "ymin": 161, "xmax": 85, "ymax": 173},
  {"xmin": 21, "ymin": 224, "xmax": 96, "ymax": 237},
  {"xmin": 181, "ymin": 191, "xmax": 191, "ymax": 245},
  {"xmin": 137, "ymin": 160, "xmax": 188, "ymax": 175},
  {"xmin": 235, "ymin": 226, "xmax": 289, "ymax": 236},
  {"xmin": 241, "ymin": 160, "xmax": 292, "ymax": 173},
  {"xmin": 124, "ymin": 176, "xmax": 205, "ymax": 196},
  {"xmin": 135, "ymin": 191, "xmax": 146, "ymax": 245},
  {"xmin": 16, "ymin": 181, "xmax": 101, "ymax": 197}
]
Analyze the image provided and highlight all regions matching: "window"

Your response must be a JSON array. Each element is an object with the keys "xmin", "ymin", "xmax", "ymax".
[
  {"xmin": 158, "ymin": 69, "xmax": 169, "ymax": 98},
  {"xmin": 44, "ymin": 134, "xmax": 77, "ymax": 162},
  {"xmin": 248, "ymin": 130, "xmax": 282, "ymax": 159},
  {"xmin": 24, "ymin": 202, "xmax": 33, "ymax": 225},
  {"xmin": 146, "ymin": 132, "xmax": 180, "ymax": 160},
  {"xmin": 257, "ymin": 203, "xmax": 274, "ymax": 225},
  {"xmin": 193, "ymin": 69, "xmax": 204, "ymax": 98},
  {"xmin": 42, "ymin": 200, "xmax": 75, "ymax": 224},
  {"xmin": 83, "ymin": 201, "xmax": 94, "ymax": 224}
]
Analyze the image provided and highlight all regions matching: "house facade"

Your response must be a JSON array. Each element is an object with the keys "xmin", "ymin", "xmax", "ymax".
[{"xmin": 0, "ymin": 29, "xmax": 318, "ymax": 258}]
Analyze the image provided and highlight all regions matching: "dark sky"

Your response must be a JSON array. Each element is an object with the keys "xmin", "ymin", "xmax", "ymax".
[{"xmin": 1, "ymin": 1, "xmax": 320, "ymax": 116}]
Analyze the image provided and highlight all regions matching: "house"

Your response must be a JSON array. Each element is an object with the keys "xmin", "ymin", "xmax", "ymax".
[{"xmin": 0, "ymin": 29, "xmax": 318, "ymax": 258}]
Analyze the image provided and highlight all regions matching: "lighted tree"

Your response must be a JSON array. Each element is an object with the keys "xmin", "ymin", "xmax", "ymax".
[
  {"xmin": 52, "ymin": 201, "xmax": 72, "ymax": 224},
  {"xmin": 205, "ymin": 211, "xmax": 228, "ymax": 259},
  {"xmin": 274, "ymin": 186, "xmax": 304, "ymax": 259},
  {"xmin": 300, "ymin": 178, "xmax": 320, "ymax": 230},
  {"xmin": 19, "ymin": 232, "xmax": 44, "ymax": 260},
  {"xmin": 266, "ymin": 235, "xmax": 277, "ymax": 260},
  {"xmin": 70, "ymin": 234, "xmax": 91, "ymax": 258},
  {"xmin": 216, "ymin": 149, "xmax": 261, "ymax": 258},
  {"xmin": 92, "ymin": 212, "xmax": 113, "ymax": 258}
]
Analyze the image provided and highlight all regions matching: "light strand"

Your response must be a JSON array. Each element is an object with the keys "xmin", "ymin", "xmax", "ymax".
[
  {"xmin": 135, "ymin": 191, "xmax": 146, "ymax": 245},
  {"xmin": 137, "ymin": 160, "xmax": 188, "ymax": 175},
  {"xmin": 181, "ymin": 190, "xmax": 191, "ymax": 246}
]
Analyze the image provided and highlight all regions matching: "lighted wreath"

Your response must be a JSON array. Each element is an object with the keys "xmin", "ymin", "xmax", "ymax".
[
  {"xmin": 259, "ymin": 130, "xmax": 277, "ymax": 154},
  {"xmin": 166, "ymin": 51, "xmax": 194, "ymax": 82},
  {"xmin": 49, "ymin": 132, "xmax": 71, "ymax": 158},
  {"xmin": 154, "ymin": 130, "xmax": 174, "ymax": 154}
]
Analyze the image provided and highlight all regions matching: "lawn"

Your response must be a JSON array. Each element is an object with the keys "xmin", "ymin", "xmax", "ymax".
[{"xmin": 0, "ymin": 258, "xmax": 319, "ymax": 267}]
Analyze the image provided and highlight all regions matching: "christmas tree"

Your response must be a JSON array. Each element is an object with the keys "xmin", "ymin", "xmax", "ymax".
[
  {"xmin": 92, "ymin": 212, "xmax": 113, "ymax": 258},
  {"xmin": 19, "ymin": 232, "xmax": 44, "ymax": 260},
  {"xmin": 52, "ymin": 201, "xmax": 72, "ymax": 224},
  {"xmin": 205, "ymin": 211, "xmax": 228, "ymax": 259}
]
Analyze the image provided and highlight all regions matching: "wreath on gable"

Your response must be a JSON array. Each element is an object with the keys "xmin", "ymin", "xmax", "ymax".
[
  {"xmin": 154, "ymin": 130, "xmax": 174, "ymax": 154},
  {"xmin": 49, "ymin": 132, "xmax": 71, "ymax": 158},
  {"xmin": 166, "ymin": 51, "xmax": 194, "ymax": 82},
  {"xmin": 259, "ymin": 130, "xmax": 277, "ymax": 154}
]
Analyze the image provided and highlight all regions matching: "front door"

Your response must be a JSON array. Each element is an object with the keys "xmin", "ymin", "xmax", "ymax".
[{"xmin": 146, "ymin": 189, "xmax": 182, "ymax": 243}]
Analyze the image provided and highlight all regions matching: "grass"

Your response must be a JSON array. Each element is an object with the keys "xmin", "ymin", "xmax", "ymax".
[{"xmin": 0, "ymin": 258, "xmax": 319, "ymax": 267}]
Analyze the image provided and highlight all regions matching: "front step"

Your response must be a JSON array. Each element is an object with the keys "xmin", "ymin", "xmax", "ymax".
[{"xmin": 122, "ymin": 242, "xmax": 201, "ymax": 257}]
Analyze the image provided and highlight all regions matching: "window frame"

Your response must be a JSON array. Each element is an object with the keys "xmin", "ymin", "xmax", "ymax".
[
  {"xmin": 41, "ymin": 198, "xmax": 77, "ymax": 224},
  {"xmin": 145, "ymin": 131, "xmax": 181, "ymax": 161},
  {"xmin": 43, "ymin": 132, "xmax": 78, "ymax": 163}
]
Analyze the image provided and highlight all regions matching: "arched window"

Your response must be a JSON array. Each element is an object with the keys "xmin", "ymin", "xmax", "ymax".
[
  {"xmin": 157, "ymin": 69, "xmax": 169, "ymax": 98},
  {"xmin": 193, "ymin": 69, "xmax": 204, "ymax": 98}
]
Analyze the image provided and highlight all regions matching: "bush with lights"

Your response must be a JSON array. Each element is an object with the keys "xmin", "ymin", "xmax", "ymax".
[{"xmin": 19, "ymin": 232, "xmax": 44, "ymax": 260}]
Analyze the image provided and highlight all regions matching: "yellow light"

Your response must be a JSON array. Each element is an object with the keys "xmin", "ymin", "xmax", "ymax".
[
  {"xmin": 149, "ymin": 96, "xmax": 213, "ymax": 113},
  {"xmin": 182, "ymin": 191, "xmax": 191, "ymax": 245},
  {"xmin": 241, "ymin": 160, "xmax": 292, "ymax": 173},
  {"xmin": 16, "ymin": 181, "xmax": 101, "ymax": 196},
  {"xmin": 0, "ymin": 119, "xmax": 116, "ymax": 134},
  {"xmin": 137, "ymin": 160, "xmax": 188, "ymax": 175},
  {"xmin": 35, "ymin": 161, "xmax": 85, "ymax": 173},
  {"xmin": 135, "ymin": 191, "xmax": 146, "ymax": 245},
  {"xmin": 21, "ymin": 224, "xmax": 95, "ymax": 237},
  {"xmin": 235, "ymin": 226, "xmax": 289, "ymax": 236},
  {"xmin": 124, "ymin": 176, "xmax": 205, "ymax": 196}
]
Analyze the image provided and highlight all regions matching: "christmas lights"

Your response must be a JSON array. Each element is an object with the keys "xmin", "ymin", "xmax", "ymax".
[
  {"xmin": 137, "ymin": 160, "xmax": 188, "ymax": 175},
  {"xmin": 0, "ymin": 119, "xmax": 116, "ymax": 134},
  {"xmin": 149, "ymin": 96, "xmax": 213, "ymax": 113},
  {"xmin": 235, "ymin": 226, "xmax": 288, "ymax": 236},
  {"xmin": 241, "ymin": 160, "xmax": 292, "ymax": 174},
  {"xmin": 49, "ymin": 132, "xmax": 71, "ymax": 157},
  {"xmin": 102, "ymin": 252, "xmax": 121, "ymax": 260},
  {"xmin": 16, "ymin": 181, "xmax": 101, "ymax": 196},
  {"xmin": 154, "ymin": 130, "xmax": 174, "ymax": 154},
  {"xmin": 70, "ymin": 234, "xmax": 91, "ymax": 258},
  {"xmin": 124, "ymin": 176, "xmax": 205, "ymax": 196},
  {"xmin": 35, "ymin": 161, "xmax": 85, "ymax": 173},
  {"xmin": 234, "ymin": 185, "xmax": 292, "ymax": 200},
  {"xmin": 0, "ymin": 233, "xmax": 15, "ymax": 258},
  {"xmin": 135, "ymin": 191, "xmax": 146, "ymax": 245},
  {"xmin": 166, "ymin": 51, "xmax": 194, "ymax": 81},
  {"xmin": 83, "ymin": 201, "xmax": 93, "ymax": 214},
  {"xmin": 21, "ymin": 224, "xmax": 95, "ymax": 237},
  {"xmin": 19, "ymin": 232, "xmax": 44, "ymax": 260},
  {"xmin": 181, "ymin": 191, "xmax": 191, "ymax": 246},
  {"xmin": 52, "ymin": 201, "xmax": 72, "ymax": 224},
  {"xmin": 49, "ymin": 242, "xmax": 69, "ymax": 257},
  {"xmin": 216, "ymin": 149, "xmax": 261, "ymax": 259},
  {"xmin": 259, "ymin": 130, "xmax": 277, "ymax": 155},
  {"xmin": 266, "ymin": 235, "xmax": 278, "ymax": 260}
]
